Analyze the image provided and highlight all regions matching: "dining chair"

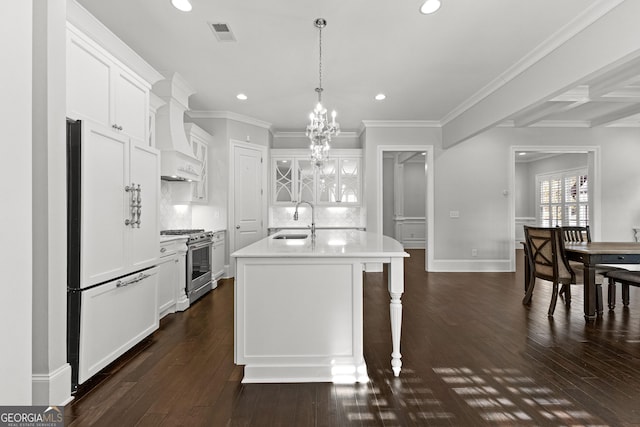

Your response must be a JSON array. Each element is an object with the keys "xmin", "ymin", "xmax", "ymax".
[
  {"xmin": 605, "ymin": 269, "xmax": 640, "ymax": 307},
  {"xmin": 560, "ymin": 225, "xmax": 604, "ymax": 307},
  {"xmin": 560, "ymin": 225, "xmax": 615, "ymax": 309},
  {"xmin": 521, "ymin": 241, "xmax": 532, "ymax": 293},
  {"xmin": 523, "ymin": 226, "xmax": 577, "ymax": 316}
]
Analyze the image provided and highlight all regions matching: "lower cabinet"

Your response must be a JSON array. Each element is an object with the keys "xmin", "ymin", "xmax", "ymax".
[
  {"xmin": 78, "ymin": 267, "xmax": 158, "ymax": 384},
  {"xmin": 158, "ymin": 237, "xmax": 189, "ymax": 318}
]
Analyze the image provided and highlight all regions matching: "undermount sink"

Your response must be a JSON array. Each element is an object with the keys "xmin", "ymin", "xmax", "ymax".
[{"xmin": 272, "ymin": 234, "xmax": 309, "ymax": 240}]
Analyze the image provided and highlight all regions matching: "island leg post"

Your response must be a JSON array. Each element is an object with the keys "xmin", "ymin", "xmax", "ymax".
[{"xmin": 388, "ymin": 257, "xmax": 404, "ymax": 377}]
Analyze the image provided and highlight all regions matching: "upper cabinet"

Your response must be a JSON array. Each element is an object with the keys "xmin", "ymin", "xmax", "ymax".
[
  {"xmin": 317, "ymin": 157, "xmax": 361, "ymax": 204},
  {"xmin": 66, "ymin": 24, "xmax": 150, "ymax": 145},
  {"xmin": 271, "ymin": 149, "xmax": 362, "ymax": 206},
  {"xmin": 185, "ymin": 123, "xmax": 212, "ymax": 203}
]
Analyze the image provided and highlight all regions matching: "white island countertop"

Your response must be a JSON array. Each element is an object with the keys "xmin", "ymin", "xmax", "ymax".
[{"xmin": 232, "ymin": 230, "xmax": 409, "ymax": 259}]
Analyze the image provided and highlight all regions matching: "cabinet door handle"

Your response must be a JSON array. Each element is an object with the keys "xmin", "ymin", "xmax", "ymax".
[
  {"xmin": 160, "ymin": 247, "xmax": 167, "ymax": 253},
  {"xmin": 236, "ymin": 225, "xmax": 240, "ymax": 229}
]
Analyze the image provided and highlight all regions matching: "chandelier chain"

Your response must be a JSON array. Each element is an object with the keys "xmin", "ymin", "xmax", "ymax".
[
  {"xmin": 306, "ymin": 17, "xmax": 339, "ymax": 168},
  {"xmin": 318, "ymin": 24, "xmax": 322, "ymax": 102}
]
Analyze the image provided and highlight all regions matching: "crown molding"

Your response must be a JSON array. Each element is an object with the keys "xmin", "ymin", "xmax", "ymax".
[
  {"xmin": 66, "ymin": 1, "xmax": 164, "ymax": 85},
  {"xmin": 361, "ymin": 120, "xmax": 441, "ymax": 128},
  {"xmin": 441, "ymin": 0, "xmax": 626, "ymax": 126},
  {"xmin": 187, "ymin": 110, "xmax": 272, "ymax": 130}
]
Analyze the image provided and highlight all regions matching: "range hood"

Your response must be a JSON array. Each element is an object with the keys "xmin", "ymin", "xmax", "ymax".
[{"xmin": 153, "ymin": 73, "xmax": 202, "ymax": 181}]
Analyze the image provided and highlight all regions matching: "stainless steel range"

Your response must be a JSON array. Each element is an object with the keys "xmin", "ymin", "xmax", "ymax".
[{"xmin": 161, "ymin": 229, "xmax": 214, "ymax": 304}]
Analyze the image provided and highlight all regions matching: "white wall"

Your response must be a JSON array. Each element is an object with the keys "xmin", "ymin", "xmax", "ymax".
[
  {"xmin": 437, "ymin": 126, "xmax": 640, "ymax": 264},
  {"xmin": 435, "ymin": 133, "xmax": 511, "ymax": 260},
  {"xmin": 31, "ymin": 0, "xmax": 72, "ymax": 405},
  {"xmin": 514, "ymin": 162, "xmax": 531, "ymax": 217},
  {"xmin": 404, "ymin": 162, "xmax": 426, "ymax": 217},
  {"xmin": 364, "ymin": 124, "xmax": 640, "ymax": 269},
  {"xmin": 0, "ymin": 0, "xmax": 33, "ymax": 405}
]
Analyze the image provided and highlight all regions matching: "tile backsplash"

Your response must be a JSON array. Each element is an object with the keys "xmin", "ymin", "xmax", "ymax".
[
  {"xmin": 159, "ymin": 181, "xmax": 192, "ymax": 230},
  {"xmin": 269, "ymin": 206, "xmax": 365, "ymax": 228}
]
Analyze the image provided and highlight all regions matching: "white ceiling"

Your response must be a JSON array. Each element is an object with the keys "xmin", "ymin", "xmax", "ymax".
[{"xmin": 75, "ymin": 0, "xmax": 640, "ymax": 134}]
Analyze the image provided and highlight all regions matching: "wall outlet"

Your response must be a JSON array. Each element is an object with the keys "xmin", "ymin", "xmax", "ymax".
[
  {"xmin": 449, "ymin": 210, "xmax": 460, "ymax": 218},
  {"xmin": 471, "ymin": 248, "xmax": 478, "ymax": 257}
]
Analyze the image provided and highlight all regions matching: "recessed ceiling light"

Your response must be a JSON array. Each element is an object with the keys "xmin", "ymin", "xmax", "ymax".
[
  {"xmin": 518, "ymin": 152, "xmax": 527, "ymax": 156},
  {"xmin": 374, "ymin": 93, "xmax": 386, "ymax": 101},
  {"xmin": 237, "ymin": 93, "xmax": 248, "ymax": 101},
  {"xmin": 171, "ymin": 0, "xmax": 192, "ymax": 12},
  {"xmin": 420, "ymin": 0, "xmax": 441, "ymax": 14}
]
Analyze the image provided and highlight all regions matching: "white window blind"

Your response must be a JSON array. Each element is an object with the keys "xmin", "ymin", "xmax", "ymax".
[{"xmin": 536, "ymin": 168, "xmax": 588, "ymax": 227}]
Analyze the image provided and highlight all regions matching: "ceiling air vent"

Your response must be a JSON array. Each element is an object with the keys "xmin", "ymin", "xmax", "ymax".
[{"xmin": 209, "ymin": 22, "xmax": 237, "ymax": 42}]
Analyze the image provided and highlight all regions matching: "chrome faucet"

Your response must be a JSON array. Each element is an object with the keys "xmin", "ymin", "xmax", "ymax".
[{"xmin": 293, "ymin": 200, "xmax": 316, "ymax": 237}]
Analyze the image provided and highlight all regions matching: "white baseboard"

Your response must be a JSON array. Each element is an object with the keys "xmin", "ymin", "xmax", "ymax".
[
  {"xmin": 429, "ymin": 259, "xmax": 513, "ymax": 272},
  {"xmin": 32, "ymin": 363, "xmax": 73, "ymax": 406}
]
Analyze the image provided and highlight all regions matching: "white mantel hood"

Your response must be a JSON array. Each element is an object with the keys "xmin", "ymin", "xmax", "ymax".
[{"xmin": 154, "ymin": 73, "xmax": 202, "ymax": 181}]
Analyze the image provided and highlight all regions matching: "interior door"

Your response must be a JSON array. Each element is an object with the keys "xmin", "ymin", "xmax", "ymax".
[{"xmin": 233, "ymin": 144, "xmax": 264, "ymax": 251}]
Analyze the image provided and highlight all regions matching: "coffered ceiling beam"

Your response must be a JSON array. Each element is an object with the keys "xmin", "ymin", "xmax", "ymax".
[
  {"xmin": 441, "ymin": 0, "xmax": 638, "ymax": 148},
  {"xmin": 589, "ymin": 103, "xmax": 640, "ymax": 127},
  {"xmin": 513, "ymin": 100, "xmax": 589, "ymax": 128},
  {"xmin": 595, "ymin": 86, "xmax": 640, "ymax": 102},
  {"xmin": 588, "ymin": 62, "xmax": 640, "ymax": 98}
]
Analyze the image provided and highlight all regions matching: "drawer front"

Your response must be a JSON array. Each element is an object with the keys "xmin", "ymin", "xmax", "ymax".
[
  {"xmin": 160, "ymin": 239, "xmax": 187, "ymax": 258},
  {"xmin": 78, "ymin": 267, "xmax": 158, "ymax": 384},
  {"xmin": 595, "ymin": 254, "xmax": 640, "ymax": 264},
  {"xmin": 159, "ymin": 244, "xmax": 177, "ymax": 258}
]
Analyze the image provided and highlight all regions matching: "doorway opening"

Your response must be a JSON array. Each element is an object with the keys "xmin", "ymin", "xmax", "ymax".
[
  {"xmin": 377, "ymin": 145, "xmax": 434, "ymax": 272},
  {"xmin": 383, "ymin": 152, "xmax": 427, "ymax": 247},
  {"xmin": 509, "ymin": 145, "xmax": 601, "ymax": 271}
]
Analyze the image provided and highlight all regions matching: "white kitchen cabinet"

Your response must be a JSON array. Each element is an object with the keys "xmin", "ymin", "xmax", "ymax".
[
  {"xmin": 212, "ymin": 230, "xmax": 226, "ymax": 280},
  {"xmin": 185, "ymin": 123, "xmax": 211, "ymax": 203},
  {"xmin": 273, "ymin": 158, "xmax": 295, "ymax": 203},
  {"xmin": 271, "ymin": 156, "xmax": 316, "ymax": 204},
  {"xmin": 67, "ymin": 24, "xmax": 150, "ymax": 146},
  {"xmin": 158, "ymin": 237, "xmax": 188, "ymax": 318},
  {"xmin": 317, "ymin": 157, "xmax": 361, "ymax": 205},
  {"xmin": 78, "ymin": 267, "xmax": 158, "ymax": 384},
  {"xmin": 80, "ymin": 120, "xmax": 159, "ymax": 287},
  {"xmin": 271, "ymin": 149, "xmax": 362, "ymax": 206}
]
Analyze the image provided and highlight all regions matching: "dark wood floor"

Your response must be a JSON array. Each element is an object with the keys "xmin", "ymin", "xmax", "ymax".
[{"xmin": 65, "ymin": 250, "xmax": 640, "ymax": 426}]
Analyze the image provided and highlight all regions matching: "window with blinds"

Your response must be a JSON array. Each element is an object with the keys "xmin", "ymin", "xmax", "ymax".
[{"xmin": 536, "ymin": 168, "xmax": 588, "ymax": 227}]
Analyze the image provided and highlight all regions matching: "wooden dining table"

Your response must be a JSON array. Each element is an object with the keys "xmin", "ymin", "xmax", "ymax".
[{"xmin": 564, "ymin": 242, "xmax": 640, "ymax": 320}]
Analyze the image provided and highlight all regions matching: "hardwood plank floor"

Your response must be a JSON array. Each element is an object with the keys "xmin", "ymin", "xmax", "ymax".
[{"xmin": 65, "ymin": 250, "xmax": 640, "ymax": 426}]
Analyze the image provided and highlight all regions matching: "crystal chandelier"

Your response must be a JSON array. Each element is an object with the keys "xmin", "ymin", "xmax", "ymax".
[{"xmin": 306, "ymin": 18, "xmax": 340, "ymax": 168}]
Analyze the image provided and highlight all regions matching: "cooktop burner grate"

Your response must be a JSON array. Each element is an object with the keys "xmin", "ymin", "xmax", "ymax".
[{"xmin": 161, "ymin": 229, "xmax": 205, "ymax": 235}]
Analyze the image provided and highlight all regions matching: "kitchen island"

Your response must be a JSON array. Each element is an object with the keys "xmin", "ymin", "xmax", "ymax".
[{"xmin": 232, "ymin": 230, "xmax": 409, "ymax": 383}]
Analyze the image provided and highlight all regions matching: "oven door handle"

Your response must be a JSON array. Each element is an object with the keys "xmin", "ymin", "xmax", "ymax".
[{"xmin": 189, "ymin": 240, "xmax": 212, "ymax": 251}]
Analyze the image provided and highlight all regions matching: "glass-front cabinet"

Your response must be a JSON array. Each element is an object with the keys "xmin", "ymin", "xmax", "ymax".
[
  {"xmin": 297, "ymin": 159, "xmax": 316, "ymax": 202},
  {"xmin": 271, "ymin": 149, "xmax": 361, "ymax": 206},
  {"xmin": 274, "ymin": 159, "xmax": 294, "ymax": 202}
]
